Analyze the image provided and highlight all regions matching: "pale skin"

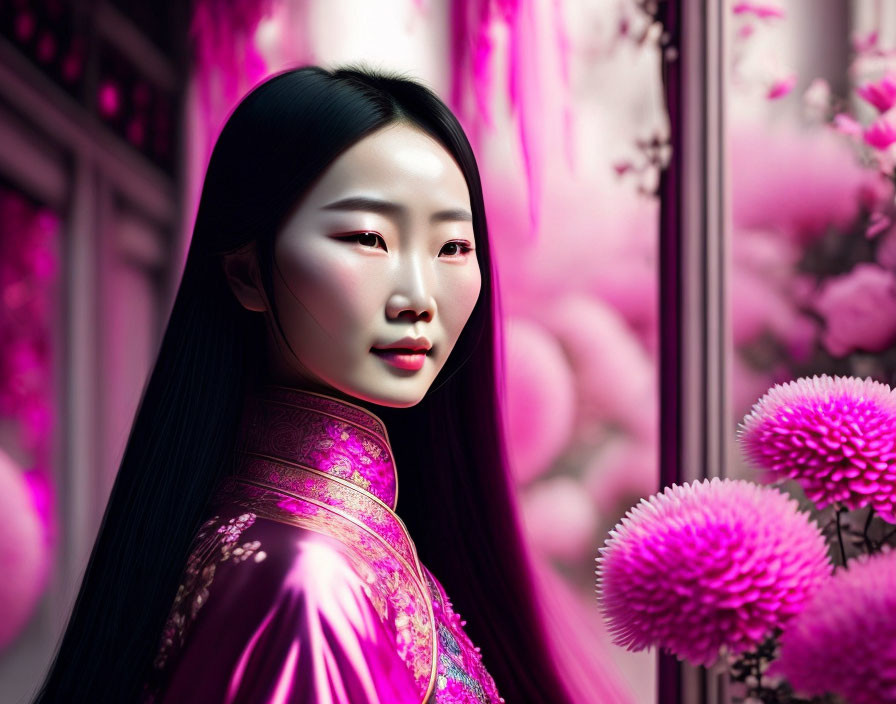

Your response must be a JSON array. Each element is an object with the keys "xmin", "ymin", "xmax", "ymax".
[{"xmin": 221, "ymin": 122, "xmax": 483, "ymax": 409}]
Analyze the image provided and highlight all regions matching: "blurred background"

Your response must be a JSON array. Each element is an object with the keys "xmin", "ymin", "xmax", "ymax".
[{"xmin": 1, "ymin": 1, "xmax": 895, "ymax": 702}]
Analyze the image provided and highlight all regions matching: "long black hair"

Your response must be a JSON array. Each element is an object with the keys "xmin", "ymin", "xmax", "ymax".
[{"xmin": 30, "ymin": 65, "xmax": 575, "ymax": 703}]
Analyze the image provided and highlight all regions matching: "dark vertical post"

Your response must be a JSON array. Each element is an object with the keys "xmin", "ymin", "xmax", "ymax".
[{"xmin": 657, "ymin": 0, "xmax": 731, "ymax": 702}]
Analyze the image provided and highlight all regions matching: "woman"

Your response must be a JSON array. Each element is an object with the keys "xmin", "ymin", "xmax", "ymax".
[{"xmin": 31, "ymin": 65, "xmax": 576, "ymax": 703}]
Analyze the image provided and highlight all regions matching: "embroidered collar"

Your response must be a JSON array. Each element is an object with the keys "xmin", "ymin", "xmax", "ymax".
[
  {"xmin": 231, "ymin": 385, "xmax": 399, "ymax": 510},
  {"xmin": 220, "ymin": 385, "xmax": 438, "ymax": 700}
]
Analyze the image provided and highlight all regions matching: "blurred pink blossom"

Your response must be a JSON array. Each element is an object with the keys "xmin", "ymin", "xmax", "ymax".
[
  {"xmin": 863, "ymin": 116, "xmax": 896, "ymax": 150},
  {"xmin": 787, "ymin": 272, "xmax": 818, "ymax": 307},
  {"xmin": 20, "ymin": 399, "xmax": 52, "ymax": 449},
  {"xmin": 773, "ymin": 549, "xmax": 896, "ymax": 704},
  {"xmin": 734, "ymin": 228, "xmax": 802, "ymax": 277},
  {"xmin": 521, "ymin": 476, "xmax": 597, "ymax": 562},
  {"xmin": 503, "ymin": 317, "xmax": 576, "ymax": 485},
  {"xmin": 852, "ymin": 30, "xmax": 879, "ymax": 55},
  {"xmin": 781, "ymin": 313, "xmax": 818, "ymax": 363},
  {"xmin": 732, "ymin": 2, "xmax": 785, "ymax": 19},
  {"xmin": 596, "ymin": 478, "xmax": 831, "ymax": 667},
  {"xmin": 730, "ymin": 229, "xmax": 817, "ymax": 359},
  {"xmin": 588, "ymin": 253, "xmax": 658, "ymax": 356},
  {"xmin": 732, "ymin": 122, "xmax": 888, "ymax": 243},
  {"xmin": 583, "ymin": 437, "xmax": 657, "ymax": 518},
  {"xmin": 0, "ymin": 447, "xmax": 47, "ymax": 650},
  {"xmin": 481, "ymin": 155, "xmax": 659, "ymax": 357},
  {"xmin": 831, "ymin": 112, "xmax": 862, "ymax": 137},
  {"xmin": 866, "ymin": 210, "xmax": 891, "ymax": 239},
  {"xmin": 97, "ymin": 80, "xmax": 120, "ymax": 118},
  {"xmin": 877, "ymin": 225, "xmax": 896, "ymax": 270},
  {"xmin": 731, "ymin": 267, "xmax": 793, "ymax": 345},
  {"xmin": 738, "ymin": 374, "xmax": 896, "ymax": 522},
  {"xmin": 802, "ymin": 78, "xmax": 830, "ymax": 116},
  {"xmin": 14, "ymin": 10, "xmax": 35, "ymax": 41},
  {"xmin": 534, "ymin": 294, "xmax": 656, "ymax": 443},
  {"xmin": 858, "ymin": 172, "xmax": 893, "ymax": 209},
  {"xmin": 767, "ymin": 74, "xmax": 797, "ymax": 100},
  {"xmin": 813, "ymin": 263, "xmax": 896, "ymax": 357},
  {"xmin": 857, "ymin": 74, "xmax": 896, "ymax": 113},
  {"xmin": 22, "ymin": 469, "xmax": 54, "ymax": 540}
]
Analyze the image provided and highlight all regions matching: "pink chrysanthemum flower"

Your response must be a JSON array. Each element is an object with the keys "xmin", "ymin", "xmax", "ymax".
[
  {"xmin": 595, "ymin": 478, "xmax": 831, "ymax": 667},
  {"xmin": 737, "ymin": 375, "xmax": 896, "ymax": 523},
  {"xmin": 772, "ymin": 549, "xmax": 896, "ymax": 704}
]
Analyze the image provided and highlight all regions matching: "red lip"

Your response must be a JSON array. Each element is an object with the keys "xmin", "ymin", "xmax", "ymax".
[
  {"xmin": 371, "ymin": 348, "xmax": 428, "ymax": 371},
  {"xmin": 372, "ymin": 336, "xmax": 432, "ymax": 352},
  {"xmin": 372, "ymin": 346, "xmax": 430, "ymax": 353}
]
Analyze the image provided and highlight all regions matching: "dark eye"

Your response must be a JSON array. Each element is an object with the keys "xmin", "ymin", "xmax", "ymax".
[
  {"xmin": 342, "ymin": 232, "xmax": 386, "ymax": 250},
  {"xmin": 440, "ymin": 241, "xmax": 474, "ymax": 257}
]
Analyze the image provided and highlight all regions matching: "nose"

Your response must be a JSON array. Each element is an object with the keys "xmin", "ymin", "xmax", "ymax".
[{"xmin": 385, "ymin": 253, "xmax": 435, "ymax": 323}]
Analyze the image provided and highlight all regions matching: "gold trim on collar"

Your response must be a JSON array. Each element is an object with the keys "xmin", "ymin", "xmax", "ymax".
[{"xmin": 238, "ymin": 386, "xmax": 401, "ymax": 510}]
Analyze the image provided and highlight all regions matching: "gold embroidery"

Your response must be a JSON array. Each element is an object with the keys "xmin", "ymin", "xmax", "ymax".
[
  {"xmin": 331, "ymin": 457, "xmax": 352, "ymax": 475},
  {"xmin": 361, "ymin": 436, "xmax": 383, "ymax": 459},
  {"xmin": 351, "ymin": 469, "xmax": 372, "ymax": 490},
  {"xmin": 151, "ymin": 513, "xmax": 260, "ymax": 671}
]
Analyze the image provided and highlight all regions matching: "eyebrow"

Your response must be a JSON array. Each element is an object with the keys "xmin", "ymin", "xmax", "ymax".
[{"xmin": 320, "ymin": 196, "xmax": 474, "ymax": 224}]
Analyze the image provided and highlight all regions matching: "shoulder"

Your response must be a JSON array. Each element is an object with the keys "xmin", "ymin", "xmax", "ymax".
[
  {"xmin": 186, "ymin": 511, "xmax": 390, "ymax": 638},
  {"xmin": 187, "ymin": 509, "xmax": 371, "ymax": 592},
  {"xmin": 147, "ymin": 512, "xmax": 422, "ymax": 703}
]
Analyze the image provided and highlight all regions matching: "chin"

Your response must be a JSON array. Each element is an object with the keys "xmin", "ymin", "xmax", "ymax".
[
  {"xmin": 346, "ymin": 381, "xmax": 429, "ymax": 409},
  {"xmin": 363, "ymin": 390, "xmax": 426, "ymax": 409}
]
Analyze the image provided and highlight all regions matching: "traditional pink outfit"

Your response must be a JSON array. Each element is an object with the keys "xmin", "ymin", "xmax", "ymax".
[{"xmin": 141, "ymin": 385, "xmax": 504, "ymax": 704}]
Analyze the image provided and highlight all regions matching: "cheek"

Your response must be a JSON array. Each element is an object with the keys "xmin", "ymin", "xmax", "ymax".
[
  {"xmin": 440, "ymin": 267, "xmax": 482, "ymax": 339},
  {"xmin": 275, "ymin": 242, "xmax": 382, "ymax": 339}
]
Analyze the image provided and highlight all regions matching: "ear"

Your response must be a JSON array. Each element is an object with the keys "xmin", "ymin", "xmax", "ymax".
[{"xmin": 220, "ymin": 242, "xmax": 268, "ymax": 313}]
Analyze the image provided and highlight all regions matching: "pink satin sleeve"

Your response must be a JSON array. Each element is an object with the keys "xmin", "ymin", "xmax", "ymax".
[{"xmin": 146, "ymin": 522, "xmax": 422, "ymax": 704}]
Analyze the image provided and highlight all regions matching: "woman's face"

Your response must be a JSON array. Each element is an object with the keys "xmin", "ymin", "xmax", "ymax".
[{"xmin": 262, "ymin": 122, "xmax": 482, "ymax": 408}]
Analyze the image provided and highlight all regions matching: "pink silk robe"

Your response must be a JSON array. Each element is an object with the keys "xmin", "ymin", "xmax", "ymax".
[{"xmin": 141, "ymin": 386, "xmax": 504, "ymax": 704}]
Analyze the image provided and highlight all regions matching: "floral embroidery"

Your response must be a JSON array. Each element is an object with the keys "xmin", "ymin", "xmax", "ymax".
[
  {"xmin": 233, "ymin": 389, "xmax": 398, "ymax": 508},
  {"xmin": 350, "ymin": 468, "xmax": 372, "ymax": 491},
  {"xmin": 151, "ymin": 512, "xmax": 263, "ymax": 672},
  {"xmin": 360, "ymin": 436, "xmax": 383, "ymax": 459}
]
